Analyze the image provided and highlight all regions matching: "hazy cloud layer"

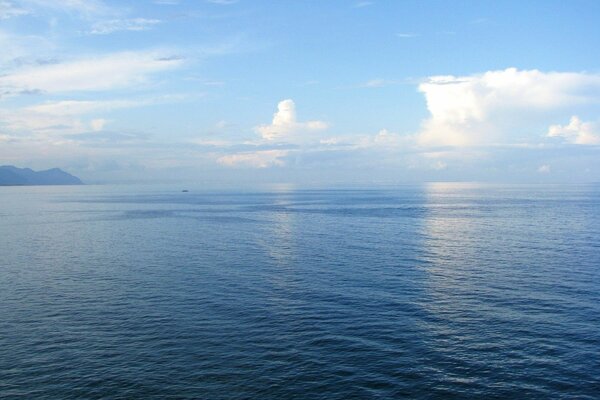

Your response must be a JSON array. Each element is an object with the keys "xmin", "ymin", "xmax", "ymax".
[{"xmin": 217, "ymin": 150, "xmax": 289, "ymax": 168}]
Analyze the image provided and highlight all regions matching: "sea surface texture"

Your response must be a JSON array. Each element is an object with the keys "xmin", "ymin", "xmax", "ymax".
[{"xmin": 1, "ymin": 184, "xmax": 599, "ymax": 399}]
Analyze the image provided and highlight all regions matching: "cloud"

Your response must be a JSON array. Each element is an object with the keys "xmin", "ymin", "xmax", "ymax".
[
  {"xmin": 217, "ymin": 150, "xmax": 288, "ymax": 168},
  {"xmin": 324, "ymin": 129, "xmax": 411, "ymax": 150},
  {"xmin": 189, "ymin": 138, "xmax": 232, "ymax": 147},
  {"xmin": 206, "ymin": 0, "xmax": 237, "ymax": 4},
  {"xmin": 547, "ymin": 116, "xmax": 600, "ymax": 145},
  {"xmin": 359, "ymin": 78, "xmax": 407, "ymax": 88},
  {"xmin": 89, "ymin": 18, "xmax": 161, "ymax": 34},
  {"xmin": 0, "ymin": 1, "xmax": 29, "ymax": 19},
  {"xmin": 210, "ymin": 104, "xmax": 312, "ymax": 167},
  {"xmin": 25, "ymin": 98, "xmax": 157, "ymax": 115},
  {"xmin": 0, "ymin": 113, "xmax": 88, "ymax": 136},
  {"xmin": 396, "ymin": 33, "xmax": 418, "ymax": 38},
  {"xmin": 537, "ymin": 164, "xmax": 551, "ymax": 173},
  {"xmin": 370, "ymin": 129, "xmax": 407, "ymax": 147},
  {"xmin": 90, "ymin": 118, "xmax": 107, "ymax": 131},
  {"xmin": 470, "ymin": 18, "xmax": 489, "ymax": 25},
  {"xmin": 67, "ymin": 130, "xmax": 149, "ymax": 143},
  {"xmin": 188, "ymin": 79, "xmax": 225, "ymax": 86},
  {"xmin": 0, "ymin": 29, "xmax": 56, "ymax": 69},
  {"xmin": 360, "ymin": 79, "xmax": 398, "ymax": 88},
  {"xmin": 352, "ymin": 1, "xmax": 373, "ymax": 8},
  {"xmin": 0, "ymin": 50, "xmax": 183, "ymax": 94},
  {"xmin": 0, "ymin": 133, "xmax": 17, "ymax": 143},
  {"xmin": 417, "ymin": 68, "xmax": 600, "ymax": 147},
  {"xmin": 0, "ymin": 97, "xmax": 172, "ymax": 135},
  {"xmin": 254, "ymin": 99, "xmax": 328, "ymax": 142},
  {"xmin": 21, "ymin": 0, "xmax": 112, "ymax": 17}
]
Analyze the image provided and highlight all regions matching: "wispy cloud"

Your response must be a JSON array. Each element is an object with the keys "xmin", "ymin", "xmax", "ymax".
[
  {"xmin": 470, "ymin": 17, "xmax": 489, "ymax": 25},
  {"xmin": 360, "ymin": 78, "xmax": 400, "ymax": 88},
  {"xmin": 184, "ymin": 76, "xmax": 225, "ymax": 86},
  {"xmin": 206, "ymin": 0, "xmax": 238, "ymax": 5},
  {"xmin": 89, "ymin": 18, "xmax": 161, "ymax": 34},
  {"xmin": 0, "ymin": 1, "xmax": 29, "ymax": 19},
  {"xmin": 21, "ymin": 0, "xmax": 113, "ymax": 17},
  {"xmin": 0, "ymin": 109, "xmax": 91, "ymax": 135},
  {"xmin": 67, "ymin": 130, "xmax": 151, "ymax": 144},
  {"xmin": 396, "ymin": 32, "xmax": 418, "ymax": 38},
  {"xmin": 25, "ymin": 98, "xmax": 159, "ymax": 116},
  {"xmin": 352, "ymin": 1, "xmax": 373, "ymax": 8},
  {"xmin": 1, "ymin": 96, "xmax": 184, "ymax": 136},
  {"xmin": 0, "ymin": 50, "xmax": 183, "ymax": 94},
  {"xmin": 0, "ymin": 29, "xmax": 56, "ymax": 68}
]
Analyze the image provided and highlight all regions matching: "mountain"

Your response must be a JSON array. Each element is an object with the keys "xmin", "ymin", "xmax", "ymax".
[{"xmin": 0, "ymin": 166, "xmax": 83, "ymax": 186}]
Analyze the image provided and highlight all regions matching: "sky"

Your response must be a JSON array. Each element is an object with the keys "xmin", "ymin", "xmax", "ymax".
[{"xmin": 1, "ymin": 0, "xmax": 599, "ymax": 184}]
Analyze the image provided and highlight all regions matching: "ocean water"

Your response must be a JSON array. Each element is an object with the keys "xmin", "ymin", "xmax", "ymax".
[{"xmin": 1, "ymin": 183, "xmax": 599, "ymax": 399}]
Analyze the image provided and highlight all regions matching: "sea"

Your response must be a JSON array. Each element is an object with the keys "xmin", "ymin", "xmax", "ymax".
[{"xmin": 1, "ymin": 183, "xmax": 599, "ymax": 399}]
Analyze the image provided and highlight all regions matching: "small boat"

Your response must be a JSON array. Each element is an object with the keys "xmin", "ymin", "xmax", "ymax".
[{"xmin": 182, "ymin": 189, "xmax": 189, "ymax": 192}]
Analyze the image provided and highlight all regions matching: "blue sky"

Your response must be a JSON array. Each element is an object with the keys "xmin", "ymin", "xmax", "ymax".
[{"xmin": 1, "ymin": 0, "xmax": 599, "ymax": 184}]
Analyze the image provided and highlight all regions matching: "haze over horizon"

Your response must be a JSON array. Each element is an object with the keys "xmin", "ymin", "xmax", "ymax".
[{"xmin": 1, "ymin": 0, "xmax": 599, "ymax": 184}]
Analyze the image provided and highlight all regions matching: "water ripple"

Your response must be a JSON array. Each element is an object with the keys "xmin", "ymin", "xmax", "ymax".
[{"xmin": 1, "ymin": 184, "xmax": 599, "ymax": 399}]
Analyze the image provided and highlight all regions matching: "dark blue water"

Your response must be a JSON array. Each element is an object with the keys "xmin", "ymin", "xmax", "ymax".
[{"xmin": 1, "ymin": 183, "xmax": 599, "ymax": 399}]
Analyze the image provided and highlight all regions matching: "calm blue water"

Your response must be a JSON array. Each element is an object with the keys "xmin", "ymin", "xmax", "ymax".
[{"xmin": 1, "ymin": 183, "xmax": 599, "ymax": 399}]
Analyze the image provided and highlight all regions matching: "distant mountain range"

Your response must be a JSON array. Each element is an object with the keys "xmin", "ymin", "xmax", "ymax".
[{"xmin": 0, "ymin": 166, "xmax": 83, "ymax": 186}]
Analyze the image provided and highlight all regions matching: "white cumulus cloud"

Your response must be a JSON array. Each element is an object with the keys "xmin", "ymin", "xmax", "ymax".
[
  {"xmin": 417, "ymin": 68, "xmax": 600, "ymax": 147},
  {"xmin": 254, "ymin": 99, "xmax": 327, "ymax": 142},
  {"xmin": 547, "ymin": 116, "xmax": 600, "ymax": 145}
]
